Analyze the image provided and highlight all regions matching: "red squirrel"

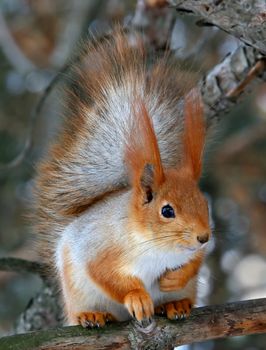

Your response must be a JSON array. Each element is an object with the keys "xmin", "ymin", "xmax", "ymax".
[{"xmin": 34, "ymin": 29, "xmax": 211, "ymax": 327}]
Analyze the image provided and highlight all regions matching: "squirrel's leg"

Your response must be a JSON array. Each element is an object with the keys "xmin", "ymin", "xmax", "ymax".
[
  {"xmin": 155, "ymin": 252, "xmax": 204, "ymax": 320},
  {"xmin": 155, "ymin": 279, "xmax": 197, "ymax": 320},
  {"xmin": 60, "ymin": 245, "xmax": 117, "ymax": 328},
  {"xmin": 159, "ymin": 251, "xmax": 204, "ymax": 292},
  {"xmin": 88, "ymin": 246, "xmax": 154, "ymax": 322}
]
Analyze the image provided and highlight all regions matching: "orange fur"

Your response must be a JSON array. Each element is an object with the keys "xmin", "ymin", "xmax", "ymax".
[
  {"xmin": 129, "ymin": 166, "xmax": 210, "ymax": 247},
  {"xmin": 88, "ymin": 245, "xmax": 154, "ymax": 321},
  {"xmin": 160, "ymin": 251, "xmax": 204, "ymax": 292},
  {"xmin": 125, "ymin": 101, "xmax": 165, "ymax": 189},
  {"xmin": 183, "ymin": 88, "xmax": 206, "ymax": 180},
  {"xmin": 88, "ymin": 246, "xmax": 146, "ymax": 303}
]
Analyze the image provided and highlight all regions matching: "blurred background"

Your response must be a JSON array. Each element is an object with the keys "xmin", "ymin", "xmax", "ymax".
[{"xmin": 0, "ymin": 0, "xmax": 265, "ymax": 349}]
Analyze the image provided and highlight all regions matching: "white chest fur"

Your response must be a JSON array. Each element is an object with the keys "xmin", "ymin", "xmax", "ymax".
[
  {"xmin": 124, "ymin": 243, "xmax": 195, "ymax": 305},
  {"xmin": 131, "ymin": 249, "xmax": 193, "ymax": 286}
]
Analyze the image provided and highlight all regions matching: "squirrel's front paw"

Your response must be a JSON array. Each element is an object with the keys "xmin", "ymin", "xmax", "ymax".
[
  {"xmin": 76, "ymin": 311, "xmax": 116, "ymax": 328},
  {"xmin": 159, "ymin": 269, "xmax": 188, "ymax": 292},
  {"xmin": 124, "ymin": 289, "xmax": 154, "ymax": 322}
]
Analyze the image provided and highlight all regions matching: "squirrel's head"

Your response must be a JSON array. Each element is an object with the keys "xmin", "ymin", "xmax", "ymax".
[{"xmin": 126, "ymin": 89, "xmax": 211, "ymax": 252}]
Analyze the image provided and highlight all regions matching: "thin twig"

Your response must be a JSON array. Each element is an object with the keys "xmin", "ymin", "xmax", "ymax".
[{"xmin": 226, "ymin": 59, "xmax": 266, "ymax": 98}]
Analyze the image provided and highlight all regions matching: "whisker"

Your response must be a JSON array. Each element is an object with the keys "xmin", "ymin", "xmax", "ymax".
[
  {"xmin": 128, "ymin": 218, "xmax": 187, "ymax": 229},
  {"xmin": 128, "ymin": 233, "xmax": 191, "ymax": 257},
  {"xmin": 129, "ymin": 233, "xmax": 184, "ymax": 249}
]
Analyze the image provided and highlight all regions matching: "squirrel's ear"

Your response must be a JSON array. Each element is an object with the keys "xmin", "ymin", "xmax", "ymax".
[
  {"xmin": 125, "ymin": 100, "xmax": 165, "ymax": 193},
  {"xmin": 140, "ymin": 164, "xmax": 155, "ymax": 203},
  {"xmin": 182, "ymin": 88, "xmax": 206, "ymax": 181},
  {"xmin": 140, "ymin": 164, "xmax": 154, "ymax": 189}
]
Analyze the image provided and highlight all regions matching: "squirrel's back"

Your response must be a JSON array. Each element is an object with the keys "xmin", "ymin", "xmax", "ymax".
[{"xmin": 34, "ymin": 28, "xmax": 196, "ymax": 263}]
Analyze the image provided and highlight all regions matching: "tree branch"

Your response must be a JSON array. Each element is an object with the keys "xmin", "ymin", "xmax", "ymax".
[
  {"xmin": 199, "ymin": 45, "xmax": 265, "ymax": 123},
  {"xmin": 131, "ymin": 1, "xmax": 266, "ymax": 124},
  {"xmin": 0, "ymin": 257, "xmax": 49, "ymax": 279},
  {"xmin": 1, "ymin": 298, "xmax": 265, "ymax": 350},
  {"xmin": 169, "ymin": 0, "xmax": 266, "ymax": 55}
]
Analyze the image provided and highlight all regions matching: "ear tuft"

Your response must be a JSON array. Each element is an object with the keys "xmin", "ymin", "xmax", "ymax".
[
  {"xmin": 183, "ymin": 88, "xmax": 206, "ymax": 181},
  {"xmin": 125, "ymin": 100, "xmax": 165, "ymax": 191}
]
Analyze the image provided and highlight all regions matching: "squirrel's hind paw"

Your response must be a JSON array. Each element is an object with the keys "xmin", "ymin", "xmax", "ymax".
[
  {"xmin": 155, "ymin": 298, "xmax": 193, "ymax": 320},
  {"xmin": 76, "ymin": 311, "xmax": 116, "ymax": 328}
]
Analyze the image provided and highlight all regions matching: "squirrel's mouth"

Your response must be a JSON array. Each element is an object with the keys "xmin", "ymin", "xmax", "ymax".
[
  {"xmin": 177, "ymin": 245, "xmax": 197, "ymax": 252},
  {"xmin": 178, "ymin": 244, "xmax": 208, "ymax": 252},
  {"xmin": 178, "ymin": 240, "xmax": 209, "ymax": 252}
]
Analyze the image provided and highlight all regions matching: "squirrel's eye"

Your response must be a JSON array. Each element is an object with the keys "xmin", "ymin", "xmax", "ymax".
[{"xmin": 161, "ymin": 204, "xmax": 175, "ymax": 219}]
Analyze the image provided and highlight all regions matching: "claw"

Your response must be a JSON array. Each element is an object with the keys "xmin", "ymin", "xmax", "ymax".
[
  {"xmin": 85, "ymin": 321, "xmax": 92, "ymax": 328},
  {"xmin": 77, "ymin": 311, "xmax": 116, "ymax": 328},
  {"xmin": 138, "ymin": 317, "xmax": 153, "ymax": 329}
]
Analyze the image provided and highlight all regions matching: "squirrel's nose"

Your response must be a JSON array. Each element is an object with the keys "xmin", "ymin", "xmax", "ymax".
[{"xmin": 197, "ymin": 233, "xmax": 209, "ymax": 244}]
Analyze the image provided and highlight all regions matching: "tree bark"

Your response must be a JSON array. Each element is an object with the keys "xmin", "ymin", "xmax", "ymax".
[
  {"xmin": 169, "ymin": 0, "xmax": 266, "ymax": 55},
  {"xmin": 199, "ymin": 45, "xmax": 265, "ymax": 123},
  {"xmin": 132, "ymin": 0, "xmax": 266, "ymax": 123},
  {"xmin": 1, "ymin": 298, "xmax": 265, "ymax": 350}
]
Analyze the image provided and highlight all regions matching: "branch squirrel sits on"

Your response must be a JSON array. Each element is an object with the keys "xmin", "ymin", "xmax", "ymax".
[{"xmin": 34, "ymin": 29, "xmax": 211, "ymax": 328}]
